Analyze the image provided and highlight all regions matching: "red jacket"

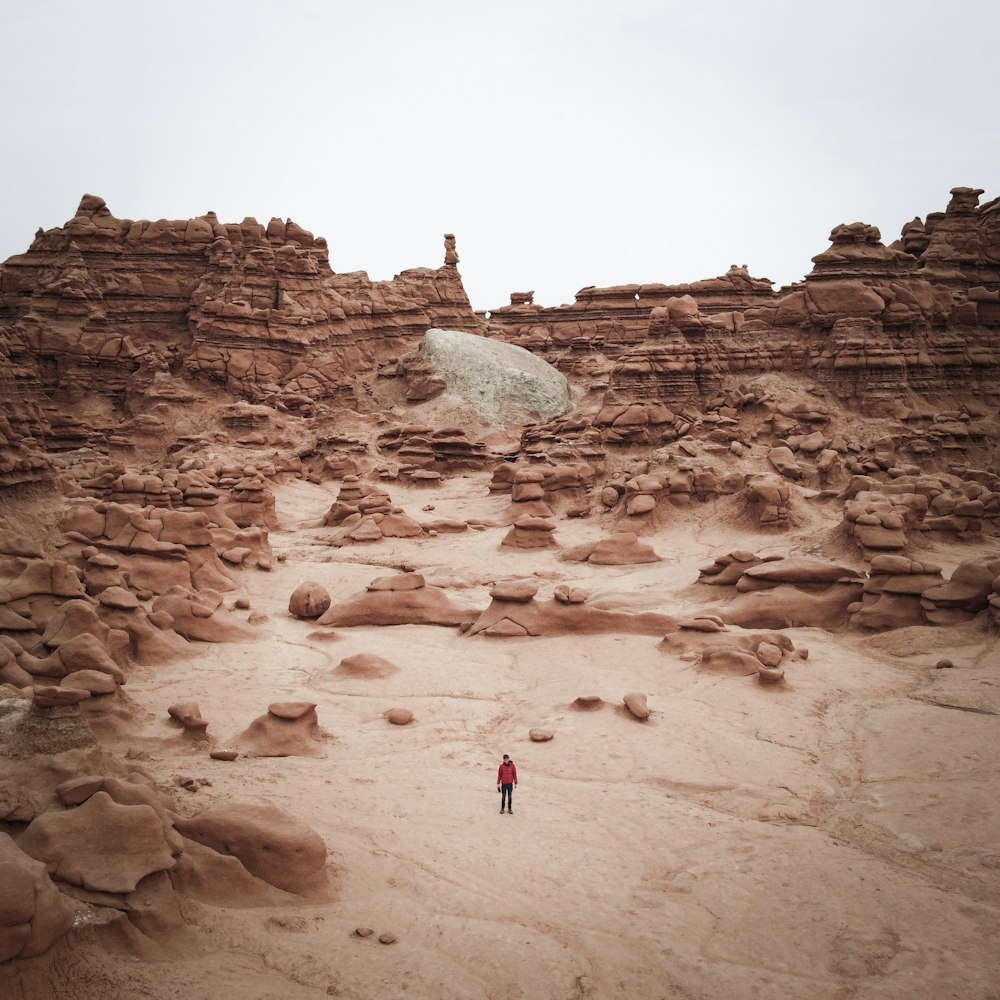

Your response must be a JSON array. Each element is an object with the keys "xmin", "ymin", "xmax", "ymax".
[{"xmin": 497, "ymin": 761, "xmax": 517, "ymax": 785}]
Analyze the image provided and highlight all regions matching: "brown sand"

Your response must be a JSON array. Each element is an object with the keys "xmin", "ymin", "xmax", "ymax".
[{"xmin": 22, "ymin": 472, "xmax": 995, "ymax": 1000}]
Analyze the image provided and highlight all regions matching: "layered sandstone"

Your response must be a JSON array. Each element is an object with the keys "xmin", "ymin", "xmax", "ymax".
[
  {"xmin": 0, "ymin": 196, "xmax": 481, "ymax": 416},
  {"xmin": 485, "ymin": 187, "xmax": 1000, "ymax": 413}
]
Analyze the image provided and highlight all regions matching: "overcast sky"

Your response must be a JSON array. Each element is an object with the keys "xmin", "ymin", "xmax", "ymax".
[{"xmin": 2, "ymin": 0, "xmax": 997, "ymax": 309}]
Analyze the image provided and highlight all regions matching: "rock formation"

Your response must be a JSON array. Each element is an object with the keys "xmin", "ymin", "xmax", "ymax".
[{"xmin": 0, "ymin": 187, "xmax": 998, "ymax": 997}]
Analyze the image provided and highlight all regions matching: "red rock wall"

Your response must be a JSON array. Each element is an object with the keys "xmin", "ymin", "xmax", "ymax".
[
  {"xmin": 484, "ymin": 187, "xmax": 1000, "ymax": 408},
  {"xmin": 0, "ymin": 196, "xmax": 482, "ymax": 408}
]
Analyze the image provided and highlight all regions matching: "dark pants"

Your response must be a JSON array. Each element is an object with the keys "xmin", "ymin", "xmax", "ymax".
[{"xmin": 500, "ymin": 783, "xmax": 513, "ymax": 811}]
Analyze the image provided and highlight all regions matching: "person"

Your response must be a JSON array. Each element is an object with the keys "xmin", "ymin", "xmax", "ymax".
[{"xmin": 497, "ymin": 754, "xmax": 517, "ymax": 814}]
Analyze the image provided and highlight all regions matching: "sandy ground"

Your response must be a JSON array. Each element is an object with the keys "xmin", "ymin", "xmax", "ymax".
[{"xmin": 36, "ymin": 474, "xmax": 1000, "ymax": 1000}]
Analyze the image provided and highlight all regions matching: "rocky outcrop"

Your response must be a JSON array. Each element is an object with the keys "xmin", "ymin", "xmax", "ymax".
[
  {"xmin": 850, "ymin": 554, "xmax": 1000, "ymax": 629},
  {"xmin": 315, "ymin": 573, "xmax": 480, "ymax": 628},
  {"xmin": 234, "ymin": 702, "xmax": 325, "ymax": 758},
  {"xmin": 696, "ymin": 554, "xmax": 864, "ymax": 629},
  {"xmin": 839, "ymin": 468, "xmax": 999, "ymax": 554},
  {"xmin": 467, "ymin": 582, "xmax": 677, "ymax": 638},
  {"xmin": 485, "ymin": 187, "xmax": 1000, "ymax": 413},
  {"xmin": 487, "ymin": 264, "xmax": 778, "ymax": 351},
  {"xmin": 174, "ymin": 801, "xmax": 329, "ymax": 896},
  {"xmin": 0, "ymin": 197, "xmax": 481, "ymax": 415}
]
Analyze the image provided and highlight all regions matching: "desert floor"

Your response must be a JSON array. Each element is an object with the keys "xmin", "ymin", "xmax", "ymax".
[{"xmin": 23, "ymin": 473, "xmax": 1000, "ymax": 1000}]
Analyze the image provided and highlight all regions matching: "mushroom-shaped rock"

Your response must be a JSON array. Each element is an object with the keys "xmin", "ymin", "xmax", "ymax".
[
  {"xmin": 490, "ymin": 578, "xmax": 540, "ymax": 602},
  {"xmin": 317, "ymin": 580, "xmax": 478, "ymax": 628},
  {"xmin": 623, "ymin": 692, "xmax": 650, "ymax": 720},
  {"xmin": 235, "ymin": 702, "xmax": 324, "ymax": 757},
  {"xmin": 385, "ymin": 708, "xmax": 414, "ymax": 726},
  {"xmin": 288, "ymin": 581, "xmax": 332, "ymax": 620},
  {"xmin": 755, "ymin": 642, "xmax": 784, "ymax": 668},
  {"xmin": 168, "ymin": 701, "xmax": 209, "ymax": 736},
  {"xmin": 501, "ymin": 515, "xmax": 557, "ymax": 549},
  {"xmin": 173, "ymin": 801, "xmax": 328, "ymax": 896},
  {"xmin": 0, "ymin": 832, "xmax": 75, "ymax": 961},
  {"xmin": 17, "ymin": 791, "xmax": 178, "ymax": 893}
]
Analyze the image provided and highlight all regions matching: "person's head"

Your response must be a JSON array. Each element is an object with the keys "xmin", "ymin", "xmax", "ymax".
[{"xmin": 502, "ymin": 754, "xmax": 509, "ymax": 761}]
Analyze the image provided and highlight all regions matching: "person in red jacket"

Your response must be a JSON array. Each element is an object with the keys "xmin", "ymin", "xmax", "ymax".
[{"xmin": 497, "ymin": 754, "xmax": 517, "ymax": 814}]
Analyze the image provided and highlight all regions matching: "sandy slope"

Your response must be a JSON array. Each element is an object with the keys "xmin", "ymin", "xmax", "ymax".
[{"xmin": 26, "ymin": 474, "xmax": 1000, "ymax": 1000}]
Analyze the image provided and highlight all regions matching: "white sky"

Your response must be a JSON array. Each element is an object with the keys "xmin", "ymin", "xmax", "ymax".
[{"xmin": 2, "ymin": 0, "xmax": 997, "ymax": 310}]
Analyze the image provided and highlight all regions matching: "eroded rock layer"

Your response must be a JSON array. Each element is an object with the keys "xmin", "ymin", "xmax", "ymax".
[
  {"xmin": 0, "ymin": 195, "xmax": 481, "ymax": 416},
  {"xmin": 485, "ymin": 187, "xmax": 1000, "ymax": 409}
]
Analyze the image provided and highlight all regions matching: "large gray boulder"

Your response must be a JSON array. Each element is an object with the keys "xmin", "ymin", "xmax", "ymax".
[{"xmin": 417, "ymin": 328, "xmax": 573, "ymax": 423}]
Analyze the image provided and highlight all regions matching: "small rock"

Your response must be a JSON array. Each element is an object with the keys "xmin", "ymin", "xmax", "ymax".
[
  {"xmin": 234, "ymin": 597, "xmax": 252, "ymax": 610},
  {"xmin": 378, "ymin": 932, "xmax": 397, "ymax": 945},
  {"xmin": 354, "ymin": 927, "xmax": 375, "ymax": 938},
  {"xmin": 756, "ymin": 642, "xmax": 784, "ymax": 668},
  {"xmin": 623, "ymin": 692, "xmax": 650, "ymax": 720},
  {"xmin": 288, "ymin": 581, "xmax": 331, "ymax": 620},
  {"xmin": 757, "ymin": 666, "xmax": 785, "ymax": 684},
  {"xmin": 210, "ymin": 750, "xmax": 239, "ymax": 761},
  {"xmin": 385, "ymin": 708, "xmax": 414, "ymax": 726},
  {"xmin": 529, "ymin": 728, "xmax": 554, "ymax": 742},
  {"xmin": 935, "ymin": 659, "xmax": 954, "ymax": 669}
]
